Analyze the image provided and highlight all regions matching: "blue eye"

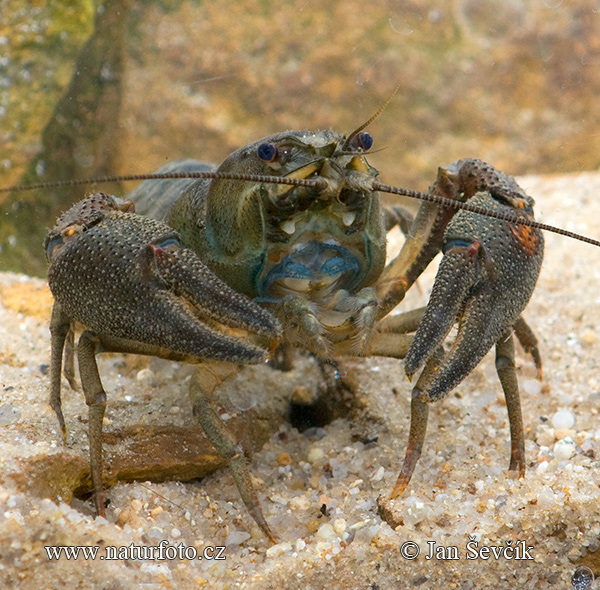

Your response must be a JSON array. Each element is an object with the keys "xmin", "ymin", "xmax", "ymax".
[
  {"xmin": 257, "ymin": 143, "xmax": 278, "ymax": 162},
  {"xmin": 45, "ymin": 235, "xmax": 64, "ymax": 261},
  {"xmin": 350, "ymin": 132, "xmax": 373, "ymax": 152}
]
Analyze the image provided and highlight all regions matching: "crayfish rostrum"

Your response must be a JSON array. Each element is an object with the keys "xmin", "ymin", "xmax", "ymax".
[{"xmin": 41, "ymin": 123, "xmax": 546, "ymax": 541}]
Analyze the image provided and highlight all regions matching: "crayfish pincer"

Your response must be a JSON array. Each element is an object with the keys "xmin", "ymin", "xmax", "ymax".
[
  {"xmin": 45, "ymin": 192, "xmax": 281, "ymax": 541},
  {"xmin": 380, "ymin": 159, "xmax": 544, "ymax": 510},
  {"xmin": 44, "ymin": 121, "xmax": 545, "ymax": 540}
]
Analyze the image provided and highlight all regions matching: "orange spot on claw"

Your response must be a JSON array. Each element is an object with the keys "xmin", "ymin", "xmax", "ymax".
[{"xmin": 510, "ymin": 224, "xmax": 540, "ymax": 256}]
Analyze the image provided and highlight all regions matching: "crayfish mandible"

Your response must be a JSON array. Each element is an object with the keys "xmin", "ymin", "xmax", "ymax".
[{"xmin": 38, "ymin": 123, "xmax": 552, "ymax": 541}]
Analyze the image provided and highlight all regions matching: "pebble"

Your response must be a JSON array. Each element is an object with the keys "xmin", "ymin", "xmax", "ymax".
[
  {"xmin": 307, "ymin": 519, "xmax": 320, "ymax": 533},
  {"xmin": 522, "ymin": 379, "xmax": 542, "ymax": 396},
  {"xmin": 581, "ymin": 330, "xmax": 596, "ymax": 346},
  {"xmin": 136, "ymin": 368, "xmax": 155, "ymax": 386},
  {"xmin": 307, "ymin": 447, "xmax": 325, "ymax": 464},
  {"xmin": 266, "ymin": 542, "xmax": 292, "ymax": 558},
  {"xmin": 537, "ymin": 485, "xmax": 557, "ymax": 510},
  {"xmin": 536, "ymin": 461, "xmax": 550, "ymax": 473},
  {"xmin": 403, "ymin": 496, "xmax": 433, "ymax": 526},
  {"xmin": 371, "ymin": 466, "xmax": 385, "ymax": 482},
  {"xmin": 277, "ymin": 452, "xmax": 292, "ymax": 466},
  {"xmin": 151, "ymin": 506, "xmax": 164, "ymax": 517},
  {"xmin": 537, "ymin": 427, "xmax": 555, "ymax": 447},
  {"xmin": 316, "ymin": 523, "xmax": 336, "ymax": 541},
  {"xmin": 289, "ymin": 495, "xmax": 311, "ymax": 511},
  {"xmin": 225, "ymin": 531, "xmax": 251, "ymax": 546},
  {"xmin": 330, "ymin": 458, "xmax": 348, "ymax": 479},
  {"xmin": 333, "ymin": 518, "xmax": 347, "ymax": 534},
  {"xmin": 554, "ymin": 437, "xmax": 576, "ymax": 460},
  {"xmin": 551, "ymin": 409, "xmax": 575, "ymax": 430},
  {"xmin": 0, "ymin": 404, "xmax": 20, "ymax": 426}
]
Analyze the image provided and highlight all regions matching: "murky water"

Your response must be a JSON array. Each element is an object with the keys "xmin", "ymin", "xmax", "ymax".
[{"xmin": 0, "ymin": 0, "xmax": 599, "ymax": 273}]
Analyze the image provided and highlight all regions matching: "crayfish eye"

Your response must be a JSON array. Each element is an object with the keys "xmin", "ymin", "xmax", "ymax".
[
  {"xmin": 257, "ymin": 143, "xmax": 278, "ymax": 162},
  {"xmin": 349, "ymin": 132, "xmax": 373, "ymax": 152},
  {"xmin": 45, "ymin": 235, "xmax": 64, "ymax": 261}
]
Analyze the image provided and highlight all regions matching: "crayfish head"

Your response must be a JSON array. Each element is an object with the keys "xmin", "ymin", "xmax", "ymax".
[{"xmin": 209, "ymin": 128, "xmax": 378, "ymax": 217}]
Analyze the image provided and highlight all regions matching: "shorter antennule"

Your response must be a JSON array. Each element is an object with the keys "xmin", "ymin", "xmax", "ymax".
[{"xmin": 342, "ymin": 83, "xmax": 402, "ymax": 150}]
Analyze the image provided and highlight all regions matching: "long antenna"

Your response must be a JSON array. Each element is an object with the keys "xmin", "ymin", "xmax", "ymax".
[
  {"xmin": 0, "ymin": 171, "xmax": 327, "ymax": 193},
  {"xmin": 1, "ymin": 172, "xmax": 598, "ymax": 248},
  {"xmin": 372, "ymin": 181, "xmax": 600, "ymax": 248}
]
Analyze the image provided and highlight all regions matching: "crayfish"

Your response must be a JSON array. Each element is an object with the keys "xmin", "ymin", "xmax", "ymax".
[{"xmin": 6, "ymin": 114, "xmax": 596, "ymax": 542}]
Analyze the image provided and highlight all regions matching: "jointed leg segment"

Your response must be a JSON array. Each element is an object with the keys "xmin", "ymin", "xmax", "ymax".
[
  {"xmin": 190, "ymin": 364, "xmax": 278, "ymax": 543},
  {"xmin": 77, "ymin": 330, "xmax": 108, "ymax": 517},
  {"xmin": 49, "ymin": 303, "xmax": 70, "ymax": 440},
  {"xmin": 495, "ymin": 329, "xmax": 526, "ymax": 476}
]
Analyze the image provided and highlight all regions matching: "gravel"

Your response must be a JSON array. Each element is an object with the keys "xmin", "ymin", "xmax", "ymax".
[{"xmin": 0, "ymin": 171, "xmax": 599, "ymax": 589}]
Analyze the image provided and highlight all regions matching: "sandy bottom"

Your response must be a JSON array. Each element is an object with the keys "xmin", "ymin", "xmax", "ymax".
[{"xmin": 0, "ymin": 171, "xmax": 599, "ymax": 589}]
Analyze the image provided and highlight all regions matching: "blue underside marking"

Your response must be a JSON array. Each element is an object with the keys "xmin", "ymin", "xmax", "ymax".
[{"xmin": 261, "ymin": 241, "xmax": 361, "ymax": 295}]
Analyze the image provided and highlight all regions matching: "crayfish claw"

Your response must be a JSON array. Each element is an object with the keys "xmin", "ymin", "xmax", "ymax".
[
  {"xmin": 405, "ymin": 171, "xmax": 544, "ymax": 403},
  {"xmin": 47, "ymin": 194, "xmax": 280, "ymax": 366},
  {"xmin": 403, "ymin": 241, "xmax": 481, "ymax": 389}
]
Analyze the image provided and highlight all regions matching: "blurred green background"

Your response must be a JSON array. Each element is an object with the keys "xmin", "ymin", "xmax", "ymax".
[{"xmin": 1, "ymin": 0, "xmax": 599, "ymax": 275}]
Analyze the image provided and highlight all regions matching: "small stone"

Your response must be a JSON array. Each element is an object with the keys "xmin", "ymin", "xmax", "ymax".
[
  {"xmin": 151, "ymin": 506, "xmax": 164, "ymax": 517},
  {"xmin": 277, "ymin": 452, "xmax": 292, "ymax": 466},
  {"xmin": 581, "ymin": 330, "xmax": 596, "ymax": 346},
  {"xmin": 537, "ymin": 485, "xmax": 557, "ymax": 510},
  {"xmin": 171, "ymin": 527, "xmax": 181, "ymax": 538},
  {"xmin": 316, "ymin": 523, "xmax": 336, "ymax": 541},
  {"xmin": 330, "ymin": 458, "xmax": 348, "ymax": 479},
  {"xmin": 316, "ymin": 541, "xmax": 332, "ymax": 552},
  {"xmin": 0, "ymin": 404, "xmax": 20, "ymax": 426},
  {"xmin": 403, "ymin": 496, "xmax": 433, "ymax": 526},
  {"xmin": 353, "ymin": 524, "xmax": 380, "ymax": 544},
  {"xmin": 536, "ymin": 461, "xmax": 550, "ymax": 473},
  {"xmin": 554, "ymin": 437, "xmax": 576, "ymax": 460},
  {"xmin": 333, "ymin": 518, "xmax": 346, "ymax": 534},
  {"xmin": 225, "ymin": 530, "xmax": 251, "ymax": 546},
  {"xmin": 522, "ymin": 379, "xmax": 542, "ymax": 396},
  {"xmin": 290, "ymin": 495, "xmax": 311, "ymax": 511},
  {"xmin": 537, "ymin": 428, "xmax": 555, "ymax": 447},
  {"xmin": 266, "ymin": 542, "xmax": 292, "ymax": 558},
  {"xmin": 371, "ymin": 466, "xmax": 385, "ymax": 482},
  {"xmin": 551, "ymin": 409, "xmax": 575, "ymax": 430},
  {"xmin": 307, "ymin": 447, "xmax": 325, "ymax": 464},
  {"xmin": 136, "ymin": 368, "xmax": 155, "ymax": 386}
]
